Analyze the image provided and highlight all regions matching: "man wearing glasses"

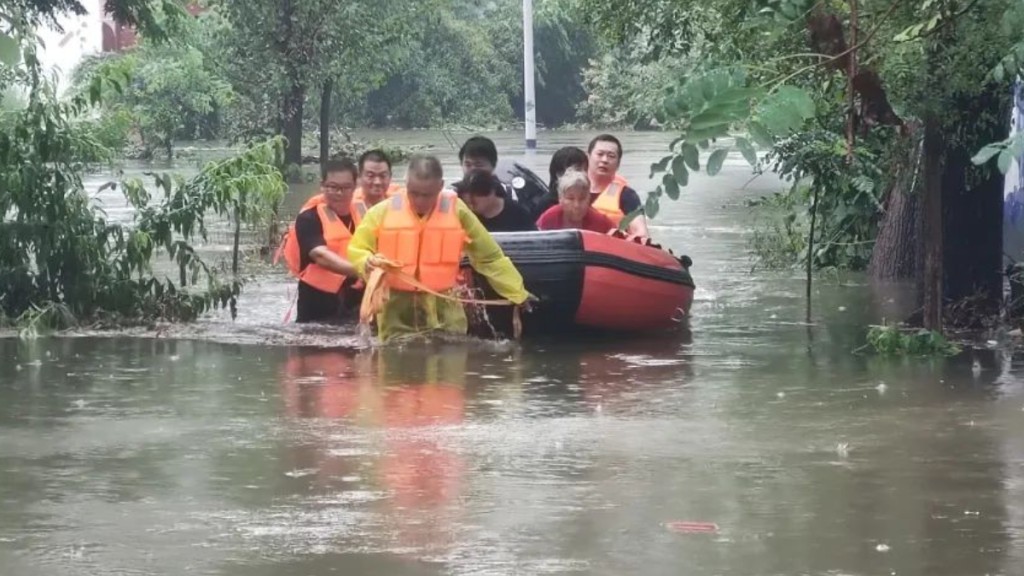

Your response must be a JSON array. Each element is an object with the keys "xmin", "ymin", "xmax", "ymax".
[{"xmin": 283, "ymin": 158, "xmax": 362, "ymax": 323}]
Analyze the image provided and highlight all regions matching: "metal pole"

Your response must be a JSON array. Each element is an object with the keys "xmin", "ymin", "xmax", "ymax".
[{"xmin": 523, "ymin": 0, "xmax": 537, "ymax": 150}]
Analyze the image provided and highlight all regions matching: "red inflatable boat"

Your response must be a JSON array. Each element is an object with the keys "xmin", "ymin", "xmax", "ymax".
[{"xmin": 463, "ymin": 229, "xmax": 694, "ymax": 336}]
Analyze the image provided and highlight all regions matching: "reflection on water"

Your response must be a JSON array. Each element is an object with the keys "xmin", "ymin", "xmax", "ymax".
[
  {"xmin": 2, "ymin": 335, "xmax": 1024, "ymax": 575},
  {"xmin": 3, "ymin": 131, "xmax": 1024, "ymax": 575}
]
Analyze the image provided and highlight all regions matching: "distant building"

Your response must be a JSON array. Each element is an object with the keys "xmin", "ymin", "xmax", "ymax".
[
  {"xmin": 100, "ymin": 14, "xmax": 137, "ymax": 53},
  {"xmin": 100, "ymin": 1, "xmax": 205, "ymax": 53}
]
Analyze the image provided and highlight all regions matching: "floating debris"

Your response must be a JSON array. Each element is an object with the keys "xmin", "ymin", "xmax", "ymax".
[{"xmin": 666, "ymin": 521, "xmax": 719, "ymax": 534}]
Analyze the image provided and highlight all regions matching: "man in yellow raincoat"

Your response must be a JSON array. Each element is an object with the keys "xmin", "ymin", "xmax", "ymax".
[{"xmin": 347, "ymin": 155, "xmax": 532, "ymax": 342}]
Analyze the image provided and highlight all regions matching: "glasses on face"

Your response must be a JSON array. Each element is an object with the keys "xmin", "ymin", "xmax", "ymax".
[{"xmin": 321, "ymin": 182, "xmax": 356, "ymax": 193}]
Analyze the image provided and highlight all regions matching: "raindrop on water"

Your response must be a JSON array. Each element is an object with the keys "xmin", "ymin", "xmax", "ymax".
[{"xmin": 876, "ymin": 543, "xmax": 891, "ymax": 552}]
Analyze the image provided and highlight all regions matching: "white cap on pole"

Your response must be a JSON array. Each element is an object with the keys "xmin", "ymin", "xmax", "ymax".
[{"xmin": 523, "ymin": 0, "xmax": 537, "ymax": 150}]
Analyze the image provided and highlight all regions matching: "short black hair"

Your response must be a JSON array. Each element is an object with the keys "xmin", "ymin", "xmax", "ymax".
[
  {"xmin": 463, "ymin": 170, "xmax": 505, "ymax": 197},
  {"xmin": 358, "ymin": 149, "xmax": 391, "ymax": 172},
  {"xmin": 458, "ymin": 135, "xmax": 498, "ymax": 166},
  {"xmin": 549, "ymin": 146, "xmax": 589, "ymax": 193},
  {"xmin": 587, "ymin": 134, "xmax": 623, "ymax": 158},
  {"xmin": 323, "ymin": 157, "xmax": 358, "ymax": 181}
]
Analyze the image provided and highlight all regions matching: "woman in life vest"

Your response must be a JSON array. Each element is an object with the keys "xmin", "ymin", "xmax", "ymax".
[
  {"xmin": 536, "ymin": 169, "xmax": 617, "ymax": 234},
  {"xmin": 347, "ymin": 155, "xmax": 534, "ymax": 342},
  {"xmin": 276, "ymin": 158, "xmax": 362, "ymax": 323}
]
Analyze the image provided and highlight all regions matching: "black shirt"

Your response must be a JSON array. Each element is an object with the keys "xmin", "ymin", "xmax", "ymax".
[
  {"xmin": 478, "ymin": 200, "xmax": 537, "ymax": 232},
  {"xmin": 293, "ymin": 208, "xmax": 359, "ymax": 324},
  {"xmin": 617, "ymin": 186, "xmax": 643, "ymax": 214}
]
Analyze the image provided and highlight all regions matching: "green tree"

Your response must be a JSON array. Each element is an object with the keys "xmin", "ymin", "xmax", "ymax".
[
  {"xmin": 211, "ymin": 0, "xmax": 420, "ymax": 167},
  {"xmin": 582, "ymin": 0, "xmax": 1016, "ymax": 331},
  {"xmin": 71, "ymin": 18, "xmax": 233, "ymax": 159},
  {"xmin": 2, "ymin": 0, "xmax": 286, "ymax": 331}
]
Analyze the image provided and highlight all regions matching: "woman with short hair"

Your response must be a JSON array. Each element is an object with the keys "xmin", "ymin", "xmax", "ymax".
[{"xmin": 535, "ymin": 169, "xmax": 617, "ymax": 234}]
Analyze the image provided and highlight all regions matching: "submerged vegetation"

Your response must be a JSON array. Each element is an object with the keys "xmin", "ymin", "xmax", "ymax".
[{"xmin": 865, "ymin": 324, "xmax": 961, "ymax": 357}]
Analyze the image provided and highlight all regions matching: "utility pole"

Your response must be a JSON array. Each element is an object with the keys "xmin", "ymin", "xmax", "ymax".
[{"xmin": 523, "ymin": 0, "xmax": 537, "ymax": 150}]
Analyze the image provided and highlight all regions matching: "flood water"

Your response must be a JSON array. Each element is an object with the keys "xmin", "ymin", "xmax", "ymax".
[{"xmin": 3, "ymin": 131, "xmax": 1024, "ymax": 575}]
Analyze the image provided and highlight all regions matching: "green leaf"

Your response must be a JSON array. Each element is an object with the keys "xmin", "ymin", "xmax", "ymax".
[
  {"xmin": 748, "ymin": 122, "xmax": 773, "ymax": 147},
  {"xmin": 663, "ymin": 174, "xmax": 681, "ymax": 200},
  {"xmin": 671, "ymin": 160, "xmax": 689, "ymax": 188},
  {"xmin": 644, "ymin": 193, "xmax": 660, "ymax": 219},
  {"xmin": 689, "ymin": 109, "xmax": 735, "ymax": 132},
  {"xmin": 649, "ymin": 155, "xmax": 672, "ymax": 178},
  {"xmin": 682, "ymin": 144, "xmax": 700, "ymax": 171},
  {"xmin": 971, "ymin": 144, "xmax": 1003, "ymax": 166},
  {"xmin": 993, "ymin": 63, "xmax": 1006, "ymax": 83},
  {"xmin": 707, "ymin": 149, "xmax": 729, "ymax": 176},
  {"xmin": 1011, "ymin": 134, "xmax": 1024, "ymax": 159},
  {"xmin": 998, "ymin": 149, "xmax": 1014, "ymax": 174},
  {"xmin": 735, "ymin": 137, "xmax": 757, "ymax": 167},
  {"xmin": 0, "ymin": 33, "xmax": 18, "ymax": 66},
  {"xmin": 777, "ymin": 85, "xmax": 816, "ymax": 120}
]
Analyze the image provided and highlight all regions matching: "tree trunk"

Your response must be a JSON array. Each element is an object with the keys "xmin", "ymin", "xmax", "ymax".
[
  {"xmin": 806, "ymin": 185, "xmax": 820, "ymax": 323},
  {"xmin": 282, "ymin": 80, "xmax": 305, "ymax": 166},
  {"xmin": 870, "ymin": 188, "xmax": 921, "ymax": 280},
  {"xmin": 319, "ymin": 79, "xmax": 333, "ymax": 179},
  {"xmin": 941, "ymin": 83, "xmax": 1009, "ymax": 321},
  {"xmin": 869, "ymin": 133, "xmax": 922, "ymax": 280},
  {"xmin": 920, "ymin": 115, "xmax": 944, "ymax": 332}
]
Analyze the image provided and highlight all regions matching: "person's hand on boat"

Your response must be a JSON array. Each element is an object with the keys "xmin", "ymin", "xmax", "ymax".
[{"xmin": 518, "ymin": 294, "xmax": 540, "ymax": 313}]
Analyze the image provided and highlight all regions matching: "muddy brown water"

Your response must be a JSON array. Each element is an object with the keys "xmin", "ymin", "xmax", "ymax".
[{"xmin": 2, "ymin": 131, "xmax": 1024, "ymax": 575}]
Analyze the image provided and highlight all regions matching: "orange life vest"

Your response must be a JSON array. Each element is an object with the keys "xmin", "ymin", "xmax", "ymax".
[
  {"xmin": 591, "ymin": 181, "xmax": 625, "ymax": 225},
  {"xmin": 377, "ymin": 190, "xmax": 467, "ymax": 292},
  {"xmin": 352, "ymin": 184, "xmax": 403, "ymax": 227},
  {"xmin": 276, "ymin": 194, "xmax": 353, "ymax": 294},
  {"xmin": 613, "ymin": 173, "xmax": 629, "ymax": 187}
]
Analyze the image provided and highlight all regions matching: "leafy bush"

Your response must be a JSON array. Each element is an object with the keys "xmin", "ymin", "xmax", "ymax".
[
  {"xmin": 2, "ymin": 39, "xmax": 284, "ymax": 331},
  {"xmin": 70, "ymin": 26, "xmax": 233, "ymax": 159},
  {"xmin": 866, "ymin": 324, "xmax": 961, "ymax": 357}
]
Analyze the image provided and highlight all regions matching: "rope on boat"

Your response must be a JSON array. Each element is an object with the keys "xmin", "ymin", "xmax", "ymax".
[{"xmin": 359, "ymin": 256, "xmax": 522, "ymax": 339}]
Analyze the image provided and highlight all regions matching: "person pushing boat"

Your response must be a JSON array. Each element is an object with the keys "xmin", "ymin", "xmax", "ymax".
[
  {"xmin": 277, "ymin": 158, "xmax": 362, "ymax": 324},
  {"xmin": 347, "ymin": 154, "xmax": 534, "ymax": 342}
]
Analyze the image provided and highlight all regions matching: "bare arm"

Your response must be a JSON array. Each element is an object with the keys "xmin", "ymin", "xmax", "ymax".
[
  {"xmin": 309, "ymin": 246, "xmax": 357, "ymax": 278},
  {"xmin": 628, "ymin": 214, "xmax": 650, "ymax": 237}
]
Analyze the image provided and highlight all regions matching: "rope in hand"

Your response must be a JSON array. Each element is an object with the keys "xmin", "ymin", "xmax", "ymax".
[{"xmin": 359, "ymin": 255, "xmax": 524, "ymax": 339}]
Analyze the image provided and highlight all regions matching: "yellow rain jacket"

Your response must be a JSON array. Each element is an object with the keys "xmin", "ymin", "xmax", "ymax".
[{"xmin": 347, "ymin": 196, "xmax": 530, "ymax": 342}]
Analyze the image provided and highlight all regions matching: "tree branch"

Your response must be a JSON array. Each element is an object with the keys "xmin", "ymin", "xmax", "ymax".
[
  {"xmin": 909, "ymin": 0, "xmax": 985, "ymax": 41},
  {"xmin": 766, "ymin": 0, "xmax": 905, "ymax": 92}
]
